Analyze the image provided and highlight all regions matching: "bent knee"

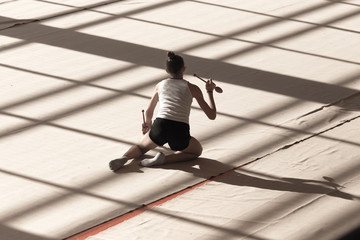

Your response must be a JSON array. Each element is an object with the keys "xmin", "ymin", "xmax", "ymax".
[
  {"xmin": 191, "ymin": 141, "xmax": 202, "ymax": 157},
  {"xmin": 196, "ymin": 144, "xmax": 203, "ymax": 157},
  {"xmin": 183, "ymin": 137, "xmax": 203, "ymax": 158}
]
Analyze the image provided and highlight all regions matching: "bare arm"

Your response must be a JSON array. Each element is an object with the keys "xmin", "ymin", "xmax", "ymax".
[
  {"xmin": 142, "ymin": 84, "xmax": 159, "ymax": 134},
  {"xmin": 189, "ymin": 80, "xmax": 217, "ymax": 120}
]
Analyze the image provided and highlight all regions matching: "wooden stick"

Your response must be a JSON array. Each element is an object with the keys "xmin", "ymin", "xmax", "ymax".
[{"xmin": 193, "ymin": 74, "xmax": 223, "ymax": 93}]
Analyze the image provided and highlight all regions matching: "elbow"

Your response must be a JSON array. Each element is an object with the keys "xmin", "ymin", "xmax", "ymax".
[
  {"xmin": 208, "ymin": 112, "xmax": 216, "ymax": 120},
  {"xmin": 204, "ymin": 108, "xmax": 216, "ymax": 120}
]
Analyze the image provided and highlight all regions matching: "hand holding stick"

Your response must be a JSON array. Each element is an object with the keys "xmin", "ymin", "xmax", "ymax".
[{"xmin": 193, "ymin": 74, "xmax": 223, "ymax": 93}]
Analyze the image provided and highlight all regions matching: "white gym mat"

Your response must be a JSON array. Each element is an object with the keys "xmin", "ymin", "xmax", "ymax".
[{"xmin": 0, "ymin": 0, "xmax": 359, "ymax": 239}]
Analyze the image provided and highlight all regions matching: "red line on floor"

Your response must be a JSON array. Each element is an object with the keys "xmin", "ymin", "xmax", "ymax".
[{"xmin": 65, "ymin": 160, "xmax": 256, "ymax": 240}]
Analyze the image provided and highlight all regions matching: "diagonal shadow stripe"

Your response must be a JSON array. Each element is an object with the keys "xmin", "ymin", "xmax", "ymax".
[{"xmin": 0, "ymin": 17, "xmax": 357, "ymax": 105}]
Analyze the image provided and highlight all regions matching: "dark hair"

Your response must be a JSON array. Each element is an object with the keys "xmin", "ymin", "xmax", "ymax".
[{"xmin": 166, "ymin": 51, "xmax": 184, "ymax": 75}]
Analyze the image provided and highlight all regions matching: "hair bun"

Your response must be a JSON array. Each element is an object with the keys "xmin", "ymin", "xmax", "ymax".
[{"xmin": 167, "ymin": 51, "xmax": 176, "ymax": 59}]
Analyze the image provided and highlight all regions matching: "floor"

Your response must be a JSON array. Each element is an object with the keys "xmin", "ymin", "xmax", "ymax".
[{"xmin": 0, "ymin": 0, "xmax": 359, "ymax": 239}]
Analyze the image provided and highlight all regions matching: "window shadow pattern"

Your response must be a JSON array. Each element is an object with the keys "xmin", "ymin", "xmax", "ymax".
[
  {"xmin": 0, "ymin": 0, "xmax": 359, "ymax": 239},
  {"xmin": 0, "ymin": 15, "xmax": 358, "ymax": 104}
]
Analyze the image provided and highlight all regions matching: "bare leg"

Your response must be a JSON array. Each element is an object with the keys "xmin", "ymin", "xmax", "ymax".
[
  {"xmin": 140, "ymin": 137, "xmax": 202, "ymax": 167},
  {"xmin": 124, "ymin": 132, "xmax": 158, "ymax": 159},
  {"xmin": 164, "ymin": 137, "xmax": 203, "ymax": 164},
  {"xmin": 110, "ymin": 132, "xmax": 157, "ymax": 171}
]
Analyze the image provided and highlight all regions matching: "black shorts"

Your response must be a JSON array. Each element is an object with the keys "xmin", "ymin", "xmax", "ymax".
[{"xmin": 149, "ymin": 118, "xmax": 191, "ymax": 151}]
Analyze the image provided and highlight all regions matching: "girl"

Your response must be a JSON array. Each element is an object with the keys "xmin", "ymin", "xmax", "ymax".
[{"xmin": 109, "ymin": 51, "xmax": 217, "ymax": 171}]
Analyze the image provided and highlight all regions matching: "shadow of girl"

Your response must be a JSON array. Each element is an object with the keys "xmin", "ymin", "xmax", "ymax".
[{"xmin": 157, "ymin": 158, "xmax": 357, "ymax": 201}]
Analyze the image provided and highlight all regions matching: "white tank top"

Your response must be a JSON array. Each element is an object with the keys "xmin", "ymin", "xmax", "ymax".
[{"xmin": 156, "ymin": 78, "xmax": 193, "ymax": 124}]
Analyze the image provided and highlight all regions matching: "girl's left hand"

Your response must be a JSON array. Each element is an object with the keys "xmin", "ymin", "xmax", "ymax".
[{"xmin": 206, "ymin": 78, "xmax": 216, "ymax": 92}]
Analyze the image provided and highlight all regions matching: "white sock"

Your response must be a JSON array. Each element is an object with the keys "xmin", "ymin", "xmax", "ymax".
[
  {"xmin": 109, "ymin": 156, "xmax": 128, "ymax": 171},
  {"xmin": 140, "ymin": 152, "xmax": 165, "ymax": 167}
]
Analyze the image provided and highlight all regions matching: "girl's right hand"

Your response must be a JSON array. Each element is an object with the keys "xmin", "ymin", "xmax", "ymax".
[
  {"xmin": 142, "ymin": 121, "xmax": 152, "ymax": 135},
  {"xmin": 142, "ymin": 123, "xmax": 149, "ymax": 135}
]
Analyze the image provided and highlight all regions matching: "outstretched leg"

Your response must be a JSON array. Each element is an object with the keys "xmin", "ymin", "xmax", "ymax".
[{"xmin": 109, "ymin": 132, "xmax": 157, "ymax": 171}]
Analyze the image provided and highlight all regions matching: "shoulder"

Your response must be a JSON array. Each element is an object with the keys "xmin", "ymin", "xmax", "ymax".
[
  {"xmin": 156, "ymin": 78, "xmax": 168, "ymax": 89},
  {"xmin": 155, "ymin": 80, "xmax": 164, "ymax": 93},
  {"xmin": 187, "ymin": 81, "xmax": 202, "ymax": 98},
  {"xmin": 155, "ymin": 82, "xmax": 160, "ymax": 91}
]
